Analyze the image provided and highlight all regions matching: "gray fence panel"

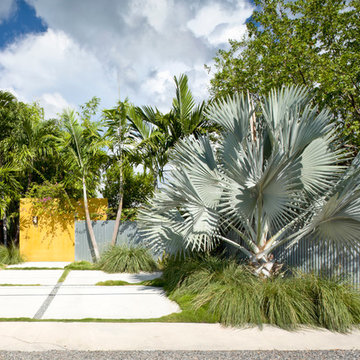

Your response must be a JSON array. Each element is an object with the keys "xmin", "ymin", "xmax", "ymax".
[
  {"xmin": 273, "ymin": 238, "xmax": 360, "ymax": 288},
  {"xmin": 75, "ymin": 220, "xmax": 144, "ymax": 262}
]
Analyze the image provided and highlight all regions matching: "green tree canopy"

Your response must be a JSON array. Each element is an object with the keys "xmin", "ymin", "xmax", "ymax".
[
  {"xmin": 102, "ymin": 161, "xmax": 153, "ymax": 221},
  {"xmin": 209, "ymin": 0, "xmax": 360, "ymax": 149}
]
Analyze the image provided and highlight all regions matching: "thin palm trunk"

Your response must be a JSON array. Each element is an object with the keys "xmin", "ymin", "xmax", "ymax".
[
  {"xmin": 82, "ymin": 176, "xmax": 100, "ymax": 262},
  {"xmin": 2, "ymin": 212, "xmax": 7, "ymax": 247},
  {"xmin": 110, "ymin": 116, "xmax": 124, "ymax": 246},
  {"xmin": 111, "ymin": 162, "xmax": 123, "ymax": 246},
  {"xmin": 153, "ymin": 167, "xmax": 159, "ymax": 190}
]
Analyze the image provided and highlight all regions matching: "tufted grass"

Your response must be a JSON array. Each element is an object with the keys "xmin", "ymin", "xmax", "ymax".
[
  {"xmin": 97, "ymin": 244, "xmax": 158, "ymax": 273},
  {"xmin": 0, "ymin": 244, "xmax": 24, "ymax": 265},
  {"xmin": 162, "ymin": 254, "xmax": 360, "ymax": 332},
  {"xmin": 65, "ymin": 261, "xmax": 97, "ymax": 270}
]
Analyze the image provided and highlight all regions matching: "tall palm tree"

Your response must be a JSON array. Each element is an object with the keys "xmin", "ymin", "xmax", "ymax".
[
  {"xmin": 127, "ymin": 105, "xmax": 169, "ymax": 186},
  {"xmin": 103, "ymin": 100, "xmax": 133, "ymax": 246},
  {"xmin": 128, "ymin": 74, "xmax": 207, "ymax": 187},
  {"xmin": 58, "ymin": 109, "xmax": 106, "ymax": 262},
  {"xmin": 139, "ymin": 86, "xmax": 360, "ymax": 277}
]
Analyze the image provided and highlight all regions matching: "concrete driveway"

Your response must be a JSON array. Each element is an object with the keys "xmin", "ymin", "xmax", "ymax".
[
  {"xmin": 0, "ymin": 262, "xmax": 180, "ymax": 320},
  {"xmin": 1, "ymin": 262, "xmax": 360, "ymax": 351}
]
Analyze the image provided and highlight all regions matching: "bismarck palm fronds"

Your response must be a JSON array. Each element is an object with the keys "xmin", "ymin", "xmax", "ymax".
[{"xmin": 139, "ymin": 85, "xmax": 360, "ymax": 277}]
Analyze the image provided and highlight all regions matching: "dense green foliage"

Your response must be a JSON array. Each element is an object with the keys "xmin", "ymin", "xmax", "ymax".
[
  {"xmin": 210, "ymin": 0, "xmax": 360, "ymax": 149},
  {"xmin": 103, "ymin": 162, "xmax": 154, "ymax": 221},
  {"xmin": 139, "ymin": 86, "xmax": 360, "ymax": 276},
  {"xmin": 0, "ymin": 74, "xmax": 203, "ymax": 248},
  {"xmin": 97, "ymin": 244, "xmax": 158, "ymax": 273},
  {"xmin": 162, "ymin": 255, "xmax": 360, "ymax": 332}
]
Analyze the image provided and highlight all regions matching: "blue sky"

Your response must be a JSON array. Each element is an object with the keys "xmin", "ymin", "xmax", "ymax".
[
  {"xmin": 0, "ymin": 0, "xmax": 254, "ymax": 118},
  {"xmin": 0, "ymin": 0, "xmax": 46, "ymax": 49}
]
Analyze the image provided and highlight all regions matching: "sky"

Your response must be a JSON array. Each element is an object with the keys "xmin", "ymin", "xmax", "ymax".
[{"xmin": 0, "ymin": 0, "xmax": 254, "ymax": 119}]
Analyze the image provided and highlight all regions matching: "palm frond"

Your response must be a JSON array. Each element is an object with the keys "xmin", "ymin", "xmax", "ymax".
[{"xmin": 205, "ymin": 92, "xmax": 252, "ymax": 143}]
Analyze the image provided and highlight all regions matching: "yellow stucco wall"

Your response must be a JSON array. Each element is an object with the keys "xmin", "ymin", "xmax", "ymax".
[{"xmin": 20, "ymin": 198, "xmax": 107, "ymax": 261}]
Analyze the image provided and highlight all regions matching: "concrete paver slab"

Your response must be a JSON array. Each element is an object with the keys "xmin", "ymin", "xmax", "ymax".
[
  {"xmin": 63, "ymin": 270, "xmax": 162, "ymax": 285},
  {"xmin": 0, "ymin": 286, "xmax": 53, "ymax": 318},
  {"xmin": 42, "ymin": 285, "xmax": 180, "ymax": 319},
  {"xmin": 0, "ymin": 323, "xmax": 359, "ymax": 351},
  {"xmin": 8, "ymin": 262, "xmax": 70, "ymax": 269},
  {"xmin": 0, "ymin": 270, "xmax": 63, "ymax": 285}
]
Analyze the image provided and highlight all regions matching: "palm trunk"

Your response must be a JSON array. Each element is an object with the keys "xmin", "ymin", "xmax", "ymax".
[
  {"xmin": 82, "ymin": 176, "xmax": 100, "ymax": 262},
  {"xmin": 111, "ymin": 163, "xmax": 123, "ymax": 246},
  {"xmin": 2, "ymin": 212, "xmax": 7, "ymax": 247},
  {"xmin": 248, "ymin": 91, "xmax": 257, "ymax": 142},
  {"xmin": 250, "ymin": 253, "xmax": 283, "ymax": 278},
  {"xmin": 153, "ymin": 168, "xmax": 159, "ymax": 190}
]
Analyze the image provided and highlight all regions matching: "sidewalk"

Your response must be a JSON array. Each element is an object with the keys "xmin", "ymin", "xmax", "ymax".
[{"xmin": 0, "ymin": 322, "xmax": 359, "ymax": 351}]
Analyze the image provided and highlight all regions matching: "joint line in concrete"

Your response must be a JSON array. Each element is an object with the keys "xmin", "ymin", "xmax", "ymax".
[{"xmin": 33, "ymin": 282, "xmax": 62, "ymax": 319}]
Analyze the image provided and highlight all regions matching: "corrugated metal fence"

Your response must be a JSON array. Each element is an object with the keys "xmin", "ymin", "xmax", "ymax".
[
  {"xmin": 75, "ymin": 220, "xmax": 143, "ymax": 262},
  {"xmin": 75, "ymin": 221, "xmax": 359, "ymax": 287},
  {"xmin": 273, "ymin": 238, "xmax": 360, "ymax": 288}
]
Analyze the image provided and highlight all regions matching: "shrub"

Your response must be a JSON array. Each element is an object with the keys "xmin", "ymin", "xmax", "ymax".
[
  {"xmin": 97, "ymin": 244, "xmax": 158, "ymax": 273},
  {"xmin": 0, "ymin": 243, "xmax": 24, "ymax": 265}
]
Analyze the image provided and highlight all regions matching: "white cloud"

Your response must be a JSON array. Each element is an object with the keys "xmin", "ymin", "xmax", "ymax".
[
  {"xmin": 187, "ymin": 1, "xmax": 253, "ymax": 45},
  {"xmin": 38, "ymin": 92, "xmax": 70, "ymax": 119},
  {"xmin": 0, "ymin": 29, "xmax": 117, "ymax": 118},
  {"xmin": 0, "ymin": 0, "xmax": 15, "ymax": 23},
  {"xmin": 0, "ymin": 0, "xmax": 254, "ymax": 117},
  {"xmin": 127, "ymin": 0, "xmax": 169, "ymax": 32}
]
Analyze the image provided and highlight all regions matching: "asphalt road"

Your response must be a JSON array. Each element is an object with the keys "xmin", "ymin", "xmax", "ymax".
[{"xmin": 0, "ymin": 350, "xmax": 360, "ymax": 360}]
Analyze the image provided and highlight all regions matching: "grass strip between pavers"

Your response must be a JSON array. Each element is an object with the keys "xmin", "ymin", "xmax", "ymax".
[
  {"xmin": 58, "ymin": 268, "xmax": 71, "ymax": 283},
  {"xmin": 95, "ymin": 278, "xmax": 165, "ymax": 287},
  {"xmin": 3, "ymin": 267, "xmax": 64, "ymax": 270},
  {"xmin": 0, "ymin": 284, "xmax": 41, "ymax": 286}
]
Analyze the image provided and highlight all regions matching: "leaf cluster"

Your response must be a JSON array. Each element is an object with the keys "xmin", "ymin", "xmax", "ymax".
[{"xmin": 210, "ymin": 0, "xmax": 360, "ymax": 149}]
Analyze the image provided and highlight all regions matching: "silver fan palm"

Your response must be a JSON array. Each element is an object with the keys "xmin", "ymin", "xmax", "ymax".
[{"xmin": 139, "ymin": 86, "xmax": 360, "ymax": 277}]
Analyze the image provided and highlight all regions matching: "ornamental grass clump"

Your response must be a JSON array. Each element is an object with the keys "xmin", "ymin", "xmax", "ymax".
[
  {"xmin": 190, "ymin": 263, "xmax": 263, "ymax": 326},
  {"xmin": 0, "ymin": 243, "xmax": 24, "ymax": 265},
  {"xmin": 97, "ymin": 244, "xmax": 158, "ymax": 273},
  {"xmin": 261, "ymin": 276, "xmax": 317, "ymax": 330},
  {"xmin": 162, "ymin": 255, "xmax": 360, "ymax": 332},
  {"xmin": 162, "ymin": 253, "xmax": 229, "ymax": 293},
  {"xmin": 303, "ymin": 274, "xmax": 360, "ymax": 332}
]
